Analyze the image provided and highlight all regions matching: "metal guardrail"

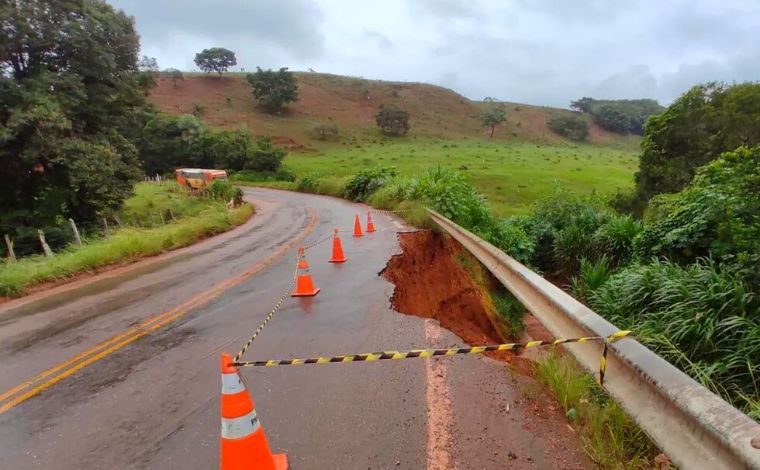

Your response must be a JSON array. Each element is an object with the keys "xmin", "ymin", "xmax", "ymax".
[{"xmin": 427, "ymin": 208, "xmax": 760, "ymax": 470}]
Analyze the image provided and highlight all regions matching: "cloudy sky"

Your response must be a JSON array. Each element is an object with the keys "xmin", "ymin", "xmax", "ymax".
[{"xmin": 109, "ymin": 0, "xmax": 760, "ymax": 107}]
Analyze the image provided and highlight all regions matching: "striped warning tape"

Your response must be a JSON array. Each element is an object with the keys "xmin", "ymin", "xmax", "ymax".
[
  {"xmin": 234, "ymin": 254, "xmax": 302, "ymax": 362},
  {"xmin": 370, "ymin": 208, "xmax": 410, "ymax": 215},
  {"xmin": 232, "ymin": 331, "xmax": 632, "ymax": 385}
]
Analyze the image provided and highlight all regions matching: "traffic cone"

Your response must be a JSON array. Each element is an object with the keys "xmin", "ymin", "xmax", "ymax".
[
  {"xmin": 366, "ymin": 212, "xmax": 376, "ymax": 233},
  {"xmin": 297, "ymin": 246, "xmax": 309, "ymax": 270},
  {"xmin": 353, "ymin": 214, "xmax": 363, "ymax": 237},
  {"xmin": 292, "ymin": 248, "xmax": 320, "ymax": 297},
  {"xmin": 329, "ymin": 228, "xmax": 347, "ymax": 263},
  {"xmin": 220, "ymin": 353, "xmax": 288, "ymax": 470}
]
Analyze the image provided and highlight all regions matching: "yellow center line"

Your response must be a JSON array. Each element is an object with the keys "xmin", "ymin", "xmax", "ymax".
[{"xmin": 0, "ymin": 208, "xmax": 317, "ymax": 415}]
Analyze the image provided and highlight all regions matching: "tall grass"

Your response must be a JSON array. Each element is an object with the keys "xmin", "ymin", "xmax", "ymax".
[
  {"xmin": 587, "ymin": 258, "xmax": 760, "ymax": 416},
  {"xmin": 0, "ymin": 198, "xmax": 253, "ymax": 297},
  {"xmin": 534, "ymin": 352, "xmax": 658, "ymax": 468}
]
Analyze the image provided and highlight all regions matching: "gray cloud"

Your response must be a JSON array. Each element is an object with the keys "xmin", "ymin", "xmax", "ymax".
[{"xmin": 110, "ymin": 0, "xmax": 760, "ymax": 107}]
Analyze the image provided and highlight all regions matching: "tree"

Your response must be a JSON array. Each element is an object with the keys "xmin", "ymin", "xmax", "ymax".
[
  {"xmin": 245, "ymin": 138, "xmax": 286, "ymax": 172},
  {"xmin": 245, "ymin": 67, "xmax": 299, "ymax": 112},
  {"xmin": 194, "ymin": 48, "xmax": 236, "ymax": 76},
  {"xmin": 547, "ymin": 115, "xmax": 589, "ymax": 141},
  {"xmin": 165, "ymin": 68, "xmax": 184, "ymax": 88},
  {"xmin": 479, "ymin": 107, "xmax": 507, "ymax": 138},
  {"xmin": 0, "ymin": 0, "xmax": 149, "ymax": 230},
  {"xmin": 375, "ymin": 105, "xmax": 410, "ymax": 136},
  {"xmin": 632, "ymin": 82, "xmax": 760, "ymax": 213},
  {"xmin": 137, "ymin": 55, "xmax": 159, "ymax": 72},
  {"xmin": 570, "ymin": 97, "xmax": 663, "ymax": 135}
]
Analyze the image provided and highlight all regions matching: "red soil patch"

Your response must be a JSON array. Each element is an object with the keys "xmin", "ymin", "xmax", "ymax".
[{"xmin": 382, "ymin": 230, "xmax": 533, "ymax": 373}]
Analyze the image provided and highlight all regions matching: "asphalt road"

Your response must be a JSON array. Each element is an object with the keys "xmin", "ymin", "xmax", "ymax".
[{"xmin": 0, "ymin": 188, "xmax": 589, "ymax": 469}]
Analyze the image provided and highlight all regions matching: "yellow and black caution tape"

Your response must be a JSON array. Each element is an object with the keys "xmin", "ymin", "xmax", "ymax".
[
  {"xmin": 234, "ymin": 254, "xmax": 301, "ymax": 362},
  {"xmin": 233, "ymin": 331, "xmax": 632, "ymax": 385},
  {"xmin": 371, "ymin": 208, "xmax": 409, "ymax": 215}
]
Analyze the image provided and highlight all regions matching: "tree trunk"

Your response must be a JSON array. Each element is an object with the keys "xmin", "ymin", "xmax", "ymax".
[
  {"xmin": 4, "ymin": 234, "xmax": 16, "ymax": 262},
  {"xmin": 490, "ymin": 125, "xmax": 495, "ymax": 138}
]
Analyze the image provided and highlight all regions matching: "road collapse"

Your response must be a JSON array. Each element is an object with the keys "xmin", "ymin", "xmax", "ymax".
[{"xmin": 218, "ymin": 211, "xmax": 632, "ymax": 470}]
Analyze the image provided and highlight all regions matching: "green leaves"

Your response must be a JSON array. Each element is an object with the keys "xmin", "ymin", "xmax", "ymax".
[
  {"xmin": 194, "ymin": 48, "xmax": 237, "ymax": 76},
  {"xmin": 245, "ymin": 67, "xmax": 299, "ymax": 113},
  {"xmin": 375, "ymin": 105, "xmax": 410, "ymax": 136}
]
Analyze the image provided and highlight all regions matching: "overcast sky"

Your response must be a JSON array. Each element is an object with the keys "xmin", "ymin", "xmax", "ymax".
[{"xmin": 109, "ymin": 0, "xmax": 760, "ymax": 107}]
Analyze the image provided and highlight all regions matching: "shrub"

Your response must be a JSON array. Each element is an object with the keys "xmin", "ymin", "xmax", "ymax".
[
  {"xmin": 570, "ymin": 256, "xmax": 613, "ymax": 302},
  {"xmin": 344, "ymin": 166, "xmax": 398, "ymax": 201},
  {"xmin": 311, "ymin": 122, "xmax": 339, "ymax": 141},
  {"xmin": 635, "ymin": 146, "xmax": 760, "ymax": 266},
  {"xmin": 245, "ymin": 137, "xmax": 286, "ymax": 173},
  {"xmin": 546, "ymin": 115, "xmax": 589, "ymax": 141},
  {"xmin": 375, "ymin": 104, "xmax": 410, "ymax": 136},
  {"xmin": 207, "ymin": 180, "xmax": 243, "ymax": 205},
  {"xmin": 588, "ymin": 258, "xmax": 760, "ymax": 414},
  {"xmin": 592, "ymin": 214, "xmax": 642, "ymax": 266}
]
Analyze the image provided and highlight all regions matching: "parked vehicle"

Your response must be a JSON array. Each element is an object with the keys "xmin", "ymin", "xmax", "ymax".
[{"xmin": 175, "ymin": 168, "xmax": 228, "ymax": 190}]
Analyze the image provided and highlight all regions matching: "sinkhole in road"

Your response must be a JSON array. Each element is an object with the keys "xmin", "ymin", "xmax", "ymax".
[{"xmin": 381, "ymin": 230, "xmax": 529, "ymax": 367}]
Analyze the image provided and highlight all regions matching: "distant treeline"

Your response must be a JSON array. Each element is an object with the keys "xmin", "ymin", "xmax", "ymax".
[{"xmin": 570, "ymin": 97, "xmax": 664, "ymax": 135}]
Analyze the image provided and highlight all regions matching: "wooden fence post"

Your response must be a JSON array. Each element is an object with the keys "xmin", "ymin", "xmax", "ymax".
[
  {"xmin": 168, "ymin": 208, "xmax": 175, "ymax": 220},
  {"xmin": 38, "ymin": 229, "xmax": 53, "ymax": 257},
  {"xmin": 4, "ymin": 234, "xmax": 16, "ymax": 262},
  {"xmin": 114, "ymin": 214, "xmax": 124, "ymax": 228},
  {"xmin": 69, "ymin": 218, "xmax": 82, "ymax": 247},
  {"xmin": 149, "ymin": 211, "xmax": 156, "ymax": 226},
  {"xmin": 102, "ymin": 217, "xmax": 108, "ymax": 232},
  {"xmin": 158, "ymin": 210, "xmax": 165, "ymax": 225}
]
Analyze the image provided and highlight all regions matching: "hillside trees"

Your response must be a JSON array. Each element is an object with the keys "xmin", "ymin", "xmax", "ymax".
[
  {"xmin": 546, "ymin": 115, "xmax": 589, "ymax": 141},
  {"xmin": 479, "ymin": 107, "xmax": 507, "ymax": 138},
  {"xmin": 375, "ymin": 105, "xmax": 410, "ymax": 136},
  {"xmin": 137, "ymin": 114, "xmax": 285, "ymax": 175},
  {"xmin": 570, "ymin": 97, "xmax": 663, "ymax": 135},
  {"xmin": 631, "ymin": 82, "xmax": 760, "ymax": 212},
  {"xmin": 165, "ymin": 68, "xmax": 184, "ymax": 88},
  {"xmin": 0, "ymin": 0, "xmax": 149, "ymax": 229},
  {"xmin": 194, "ymin": 47, "xmax": 236, "ymax": 76},
  {"xmin": 246, "ymin": 67, "xmax": 299, "ymax": 112}
]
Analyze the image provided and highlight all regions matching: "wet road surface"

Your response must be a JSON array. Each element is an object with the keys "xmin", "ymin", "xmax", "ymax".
[{"xmin": 0, "ymin": 188, "xmax": 589, "ymax": 469}]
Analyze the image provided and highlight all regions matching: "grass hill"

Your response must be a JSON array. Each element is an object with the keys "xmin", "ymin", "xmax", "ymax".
[{"xmin": 148, "ymin": 72, "xmax": 637, "ymax": 150}]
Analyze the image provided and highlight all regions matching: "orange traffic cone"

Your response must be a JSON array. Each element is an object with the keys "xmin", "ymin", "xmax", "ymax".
[
  {"xmin": 366, "ymin": 212, "xmax": 376, "ymax": 233},
  {"xmin": 329, "ymin": 228, "xmax": 347, "ymax": 263},
  {"xmin": 353, "ymin": 214, "xmax": 363, "ymax": 237},
  {"xmin": 297, "ymin": 248, "xmax": 309, "ymax": 270},
  {"xmin": 220, "ymin": 353, "xmax": 288, "ymax": 470},
  {"xmin": 292, "ymin": 248, "xmax": 320, "ymax": 297}
]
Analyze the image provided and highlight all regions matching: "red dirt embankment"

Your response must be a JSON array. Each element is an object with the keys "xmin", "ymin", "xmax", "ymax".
[{"xmin": 383, "ymin": 230, "xmax": 534, "ymax": 367}]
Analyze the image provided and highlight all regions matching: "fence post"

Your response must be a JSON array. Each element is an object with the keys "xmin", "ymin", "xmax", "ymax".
[
  {"xmin": 158, "ymin": 209, "xmax": 165, "ymax": 225},
  {"xmin": 4, "ymin": 234, "xmax": 16, "ymax": 262},
  {"xmin": 149, "ymin": 211, "xmax": 156, "ymax": 226},
  {"xmin": 114, "ymin": 214, "xmax": 124, "ymax": 228},
  {"xmin": 68, "ymin": 218, "xmax": 82, "ymax": 247},
  {"xmin": 102, "ymin": 217, "xmax": 108, "ymax": 232},
  {"xmin": 168, "ymin": 208, "xmax": 175, "ymax": 220},
  {"xmin": 38, "ymin": 229, "xmax": 53, "ymax": 257}
]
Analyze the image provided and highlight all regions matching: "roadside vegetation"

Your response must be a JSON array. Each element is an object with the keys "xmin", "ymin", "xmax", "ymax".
[{"xmin": 0, "ymin": 183, "xmax": 252, "ymax": 297}]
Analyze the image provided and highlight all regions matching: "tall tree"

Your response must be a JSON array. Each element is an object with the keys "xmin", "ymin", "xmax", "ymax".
[
  {"xmin": 0, "ymin": 0, "xmax": 150, "ymax": 228},
  {"xmin": 245, "ymin": 67, "xmax": 299, "ymax": 112},
  {"xmin": 194, "ymin": 48, "xmax": 236, "ymax": 76},
  {"xmin": 632, "ymin": 82, "xmax": 760, "ymax": 212}
]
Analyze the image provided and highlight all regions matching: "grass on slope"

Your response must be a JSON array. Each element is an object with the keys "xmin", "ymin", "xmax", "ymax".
[
  {"xmin": 0, "ymin": 183, "xmax": 254, "ymax": 297},
  {"xmin": 284, "ymin": 138, "xmax": 637, "ymax": 216}
]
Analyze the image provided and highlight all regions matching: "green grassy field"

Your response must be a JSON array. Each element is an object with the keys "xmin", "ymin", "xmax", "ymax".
[
  {"xmin": 284, "ymin": 138, "xmax": 638, "ymax": 216},
  {"xmin": 0, "ymin": 183, "xmax": 253, "ymax": 297}
]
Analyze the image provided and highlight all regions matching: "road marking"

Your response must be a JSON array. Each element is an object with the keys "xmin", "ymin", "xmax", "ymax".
[
  {"xmin": 424, "ymin": 320, "xmax": 454, "ymax": 470},
  {"xmin": 0, "ymin": 208, "xmax": 318, "ymax": 415}
]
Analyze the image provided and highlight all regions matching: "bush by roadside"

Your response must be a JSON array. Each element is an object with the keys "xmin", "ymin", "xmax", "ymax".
[{"xmin": 0, "ymin": 184, "xmax": 253, "ymax": 297}]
